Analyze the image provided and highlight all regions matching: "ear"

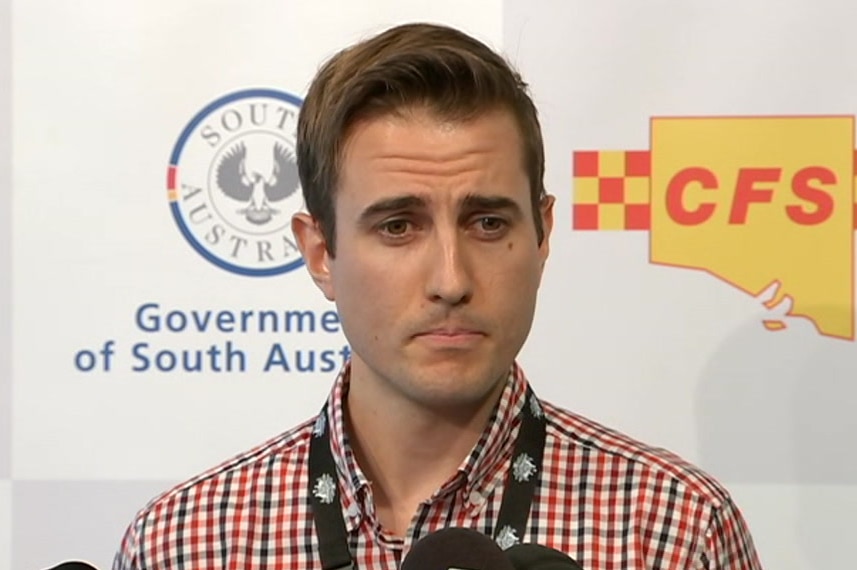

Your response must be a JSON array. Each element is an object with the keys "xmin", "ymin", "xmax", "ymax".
[
  {"xmin": 537, "ymin": 194, "xmax": 555, "ymax": 270},
  {"xmin": 292, "ymin": 213, "xmax": 336, "ymax": 301}
]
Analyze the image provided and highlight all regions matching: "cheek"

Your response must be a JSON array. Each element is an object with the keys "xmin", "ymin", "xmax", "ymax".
[
  {"xmin": 491, "ymin": 254, "xmax": 543, "ymax": 319},
  {"xmin": 484, "ymin": 246, "xmax": 542, "ymax": 288},
  {"xmin": 332, "ymin": 258, "xmax": 402, "ymax": 324}
]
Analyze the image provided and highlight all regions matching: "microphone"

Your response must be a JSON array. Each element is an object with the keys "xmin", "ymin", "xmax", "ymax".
[
  {"xmin": 44, "ymin": 562, "xmax": 99, "ymax": 570},
  {"xmin": 401, "ymin": 527, "xmax": 515, "ymax": 570},
  {"xmin": 505, "ymin": 544, "xmax": 584, "ymax": 570}
]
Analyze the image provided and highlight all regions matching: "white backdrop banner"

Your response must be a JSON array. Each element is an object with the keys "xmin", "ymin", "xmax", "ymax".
[{"xmin": 5, "ymin": 1, "xmax": 855, "ymax": 569}]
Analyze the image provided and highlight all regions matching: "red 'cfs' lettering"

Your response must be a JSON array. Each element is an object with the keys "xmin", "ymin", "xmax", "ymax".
[{"xmin": 665, "ymin": 166, "xmax": 837, "ymax": 225}]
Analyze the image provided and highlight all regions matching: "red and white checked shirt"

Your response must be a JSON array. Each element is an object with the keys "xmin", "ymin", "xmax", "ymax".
[{"xmin": 113, "ymin": 363, "xmax": 762, "ymax": 569}]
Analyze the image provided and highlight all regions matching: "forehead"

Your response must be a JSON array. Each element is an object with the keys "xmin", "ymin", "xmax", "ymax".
[{"xmin": 337, "ymin": 107, "xmax": 527, "ymax": 199}]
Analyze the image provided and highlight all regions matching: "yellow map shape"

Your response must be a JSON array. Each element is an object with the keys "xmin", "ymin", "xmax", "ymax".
[{"xmin": 650, "ymin": 116, "xmax": 854, "ymax": 339}]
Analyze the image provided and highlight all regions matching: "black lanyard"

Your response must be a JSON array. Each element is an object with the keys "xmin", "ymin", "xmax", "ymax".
[{"xmin": 308, "ymin": 386, "xmax": 547, "ymax": 570}]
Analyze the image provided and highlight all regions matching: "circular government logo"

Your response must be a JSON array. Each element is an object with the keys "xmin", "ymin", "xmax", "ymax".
[{"xmin": 167, "ymin": 88, "xmax": 305, "ymax": 276}]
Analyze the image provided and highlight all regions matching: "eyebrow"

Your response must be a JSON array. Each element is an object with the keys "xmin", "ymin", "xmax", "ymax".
[
  {"xmin": 357, "ymin": 193, "xmax": 524, "ymax": 224},
  {"xmin": 358, "ymin": 195, "xmax": 428, "ymax": 224},
  {"xmin": 460, "ymin": 194, "xmax": 523, "ymax": 216}
]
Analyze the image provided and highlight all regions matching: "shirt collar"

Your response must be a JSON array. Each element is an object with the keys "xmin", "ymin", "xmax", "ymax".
[
  {"xmin": 456, "ymin": 363, "xmax": 528, "ymax": 494},
  {"xmin": 322, "ymin": 361, "xmax": 531, "ymax": 532}
]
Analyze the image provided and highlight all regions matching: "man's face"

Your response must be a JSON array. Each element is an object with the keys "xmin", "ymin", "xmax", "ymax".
[{"xmin": 295, "ymin": 107, "xmax": 553, "ymax": 410}]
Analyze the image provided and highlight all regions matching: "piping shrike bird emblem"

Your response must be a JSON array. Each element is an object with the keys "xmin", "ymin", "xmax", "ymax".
[{"xmin": 216, "ymin": 142, "xmax": 299, "ymax": 225}]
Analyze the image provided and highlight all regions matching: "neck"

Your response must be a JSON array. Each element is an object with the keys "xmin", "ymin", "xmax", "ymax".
[{"xmin": 344, "ymin": 362, "xmax": 506, "ymax": 536}]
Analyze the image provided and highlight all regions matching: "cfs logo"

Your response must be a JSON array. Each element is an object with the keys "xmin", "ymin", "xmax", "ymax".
[
  {"xmin": 168, "ymin": 88, "xmax": 304, "ymax": 276},
  {"xmin": 573, "ymin": 116, "xmax": 855, "ymax": 340}
]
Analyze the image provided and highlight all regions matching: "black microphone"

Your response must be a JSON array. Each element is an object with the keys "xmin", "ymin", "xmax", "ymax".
[
  {"xmin": 401, "ymin": 527, "xmax": 515, "ymax": 570},
  {"xmin": 505, "ymin": 544, "xmax": 584, "ymax": 570},
  {"xmin": 44, "ymin": 562, "xmax": 99, "ymax": 570}
]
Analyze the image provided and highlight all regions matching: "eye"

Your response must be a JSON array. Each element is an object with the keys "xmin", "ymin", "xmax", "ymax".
[
  {"xmin": 470, "ymin": 216, "xmax": 509, "ymax": 239},
  {"xmin": 378, "ymin": 219, "xmax": 413, "ymax": 239},
  {"xmin": 477, "ymin": 216, "xmax": 506, "ymax": 232},
  {"xmin": 376, "ymin": 218, "xmax": 419, "ymax": 244}
]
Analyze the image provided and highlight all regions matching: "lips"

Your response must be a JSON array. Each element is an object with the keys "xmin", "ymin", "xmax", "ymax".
[
  {"xmin": 413, "ymin": 326, "xmax": 486, "ymax": 348},
  {"xmin": 414, "ymin": 322, "xmax": 487, "ymax": 336},
  {"xmin": 418, "ymin": 328, "xmax": 483, "ymax": 336}
]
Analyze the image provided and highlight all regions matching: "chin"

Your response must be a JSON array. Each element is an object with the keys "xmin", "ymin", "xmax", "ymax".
[{"xmin": 405, "ymin": 369, "xmax": 506, "ymax": 410}]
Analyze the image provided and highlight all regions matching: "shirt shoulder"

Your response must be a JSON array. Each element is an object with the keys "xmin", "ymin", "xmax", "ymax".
[
  {"xmin": 113, "ymin": 417, "xmax": 316, "ymax": 570},
  {"xmin": 541, "ymin": 400, "xmax": 731, "ymax": 508},
  {"xmin": 536, "ymin": 401, "xmax": 761, "ymax": 568},
  {"xmin": 151, "ymin": 415, "xmax": 314, "ymax": 507}
]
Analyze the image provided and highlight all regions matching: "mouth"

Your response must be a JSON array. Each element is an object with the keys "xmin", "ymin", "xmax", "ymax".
[{"xmin": 413, "ymin": 327, "xmax": 486, "ymax": 348}]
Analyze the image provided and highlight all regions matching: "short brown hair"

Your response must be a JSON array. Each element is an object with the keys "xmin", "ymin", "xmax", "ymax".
[{"xmin": 296, "ymin": 22, "xmax": 546, "ymax": 254}]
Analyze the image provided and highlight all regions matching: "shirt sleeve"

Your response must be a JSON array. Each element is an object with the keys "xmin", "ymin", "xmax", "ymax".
[
  {"xmin": 111, "ymin": 518, "xmax": 142, "ymax": 570},
  {"xmin": 704, "ymin": 496, "xmax": 764, "ymax": 570}
]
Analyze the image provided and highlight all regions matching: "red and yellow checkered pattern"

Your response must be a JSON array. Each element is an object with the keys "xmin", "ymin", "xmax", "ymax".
[{"xmin": 573, "ymin": 150, "xmax": 651, "ymax": 230}]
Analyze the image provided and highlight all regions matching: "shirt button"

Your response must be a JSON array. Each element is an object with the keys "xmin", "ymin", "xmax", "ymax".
[
  {"xmin": 346, "ymin": 503, "xmax": 361, "ymax": 518},
  {"xmin": 468, "ymin": 491, "xmax": 485, "ymax": 507}
]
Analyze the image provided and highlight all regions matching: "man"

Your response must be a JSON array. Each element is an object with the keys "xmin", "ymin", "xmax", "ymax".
[{"xmin": 114, "ymin": 23, "xmax": 762, "ymax": 569}]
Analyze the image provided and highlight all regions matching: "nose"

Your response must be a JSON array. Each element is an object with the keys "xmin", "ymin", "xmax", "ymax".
[{"xmin": 424, "ymin": 230, "xmax": 474, "ymax": 306}]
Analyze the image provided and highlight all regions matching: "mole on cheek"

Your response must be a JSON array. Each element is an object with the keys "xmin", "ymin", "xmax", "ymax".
[{"xmin": 507, "ymin": 242, "xmax": 513, "ymax": 250}]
